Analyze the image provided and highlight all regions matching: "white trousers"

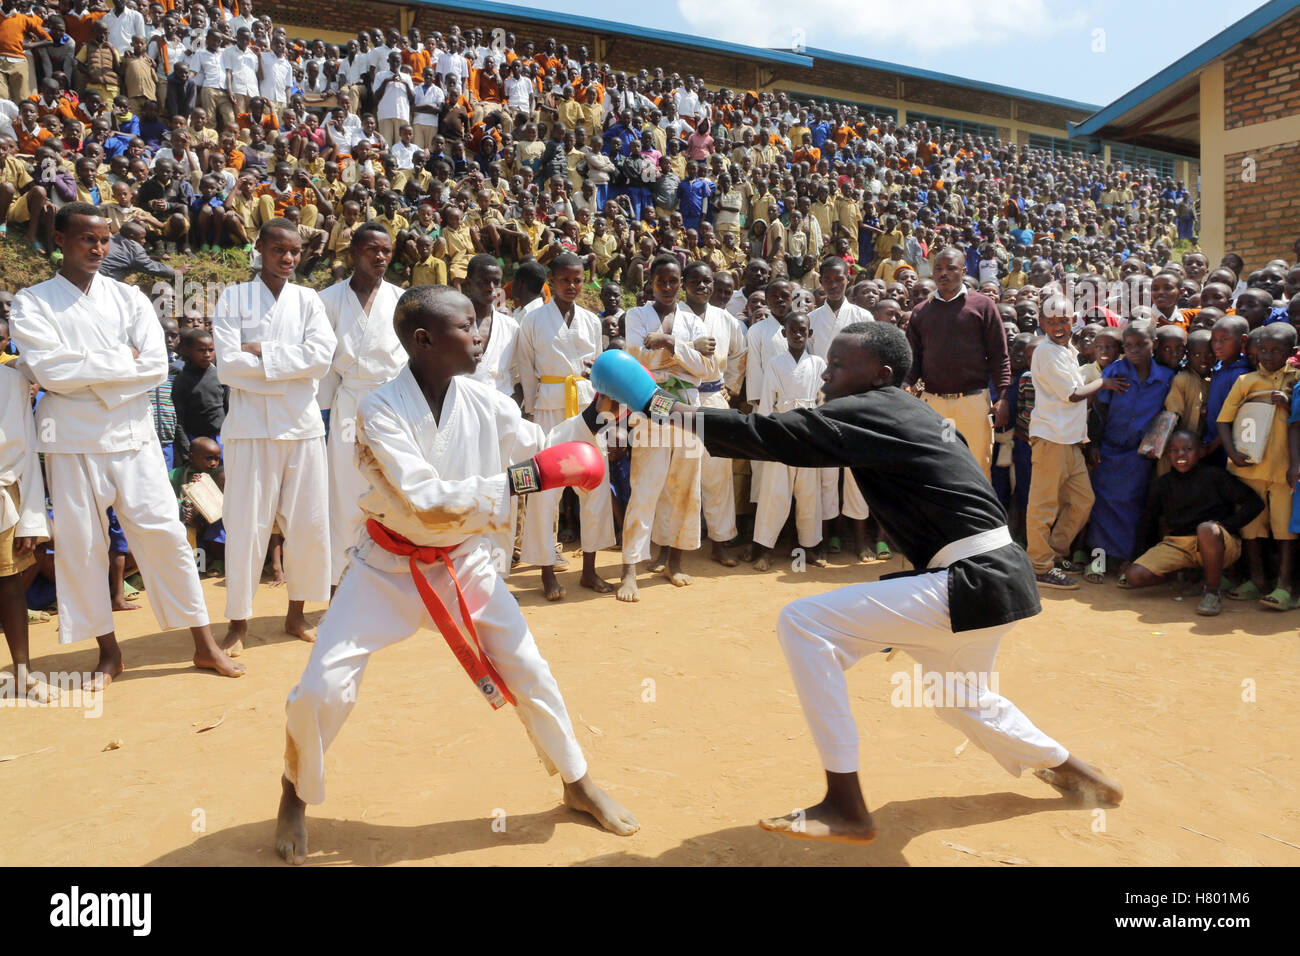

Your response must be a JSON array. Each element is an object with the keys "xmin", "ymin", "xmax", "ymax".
[
  {"xmin": 622, "ymin": 416, "xmax": 702, "ymax": 564},
  {"xmin": 46, "ymin": 444, "xmax": 208, "ymax": 644},
  {"xmin": 841, "ymin": 469, "xmax": 870, "ymax": 521},
  {"xmin": 753, "ymin": 463, "xmax": 823, "ymax": 549},
  {"xmin": 819, "ymin": 469, "xmax": 841, "ymax": 522},
  {"xmin": 223, "ymin": 437, "xmax": 331, "ymax": 620},
  {"xmin": 284, "ymin": 543, "xmax": 588, "ymax": 804},
  {"xmin": 326, "ymin": 385, "xmax": 381, "ymax": 585},
  {"xmin": 697, "ymin": 390, "xmax": 737, "ymax": 543},
  {"xmin": 776, "ymin": 570, "xmax": 1069, "ymax": 775},
  {"xmin": 519, "ymin": 407, "xmax": 615, "ymax": 567}
]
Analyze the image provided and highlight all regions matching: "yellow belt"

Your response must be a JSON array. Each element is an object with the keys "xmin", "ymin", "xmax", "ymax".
[{"xmin": 539, "ymin": 374, "xmax": 582, "ymax": 418}]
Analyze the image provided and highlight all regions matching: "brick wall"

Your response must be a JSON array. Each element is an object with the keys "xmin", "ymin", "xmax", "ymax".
[
  {"xmin": 1224, "ymin": 7, "xmax": 1300, "ymax": 129},
  {"xmin": 1223, "ymin": 140, "xmax": 1300, "ymax": 270}
]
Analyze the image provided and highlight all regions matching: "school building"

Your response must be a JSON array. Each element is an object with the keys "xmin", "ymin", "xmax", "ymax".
[
  {"xmin": 262, "ymin": 0, "xmax": 1124, "ymax": 153},
  {"xmin": 1069, "ymin": 0, "xmax": 1300, "ymax": 269}
]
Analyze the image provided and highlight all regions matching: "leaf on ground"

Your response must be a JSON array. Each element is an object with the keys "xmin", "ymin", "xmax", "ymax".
[
  {"xmin": 0, "ymin": 745, "xmax": 54, "ymax": 763},
  {"xmin": 194, "ymin": 713, "xmax": 226, "ymax": 734},
  {"xmin": 102, "ymin": 739, "xmax": 123, "ymax": 752},
  {"xmin": 941, "ymin": 840, "xmax": 979, "ymax": 856}
]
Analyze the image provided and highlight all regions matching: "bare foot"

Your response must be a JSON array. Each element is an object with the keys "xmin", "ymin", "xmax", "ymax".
[
  {"xmin": 616, "ymin": 565, "xmax": 640, "ymax": 603},
  {"xmin": 17, "ymin": 669, "xmax": 59, "ymax": 703},
  {"xmin": 267, "ymin": 572, "xmax": 286, "ymax": 588},
  {"xmin": 662, "ymin": 565, "xmax": 692, "ymax": 587},
  {"xmin": 90, "ymin": 648, "xmax": 124, "ymax": 690},
  {"xmin": 1035, "ymin": 755, "xmax": 1124, "ymax": 805},
  {"xmin": 285, "ymin": 612, "xmax": 316, "ymax": 643},
  {"xmin": 758, "ymin": 798, "xmax": 877, "ymax": 845},
  {"xmin": 754, "ymin": 555, "xmax": 771, "ymax": 572},
  {"xmin": 221, "ymin": 620, "xmax": 247, "ymax": 657},
  {"xmin": 741, "ymin": 544, "xmax": 756, "ymax": 562},
  {"xmin": 711, "ymin": 541, "xmax": 738, "ymax": 567},
  {"xmin": 563, "ymin": 774, "xmax": 639, "ymax": 836},
  {"xmin": 648, "ymin": 546, "xmax": 667, "ymax": 574},
  {"xmin": 541, "ymin": 566, "xmax": 567, "ymax": 601},
  {"xmin": 275, "ymin": 775, "xmax": 309, "ymax": 865},
  {"xmin": 193, "ymin": 646, "xmax": 246, "ymax": 677},
  {"xmin": 858, "ymin": 548, "xmax": 873, "ymax": 563},
  {"xmin": 811, "ymin": 549, "xmax": 829, "ymax": 568},
  {"xmin": 579, "ymin": 570, "xmax": 614, "ymax": 593},
  {"xmin": 111, "ymin": 597, "xmax": 141, "ymax": 611}
]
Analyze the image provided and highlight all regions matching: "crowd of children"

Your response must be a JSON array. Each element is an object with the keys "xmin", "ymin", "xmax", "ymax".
[{"xmin": 3, "ymin": 4, "xmax": 1300, "ymax": 707}]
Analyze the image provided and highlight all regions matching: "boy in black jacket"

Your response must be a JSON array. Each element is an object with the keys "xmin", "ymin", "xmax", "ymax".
[{"xmin": 659, "ymin": 321, "xmax": 1123, "ymax": 843}]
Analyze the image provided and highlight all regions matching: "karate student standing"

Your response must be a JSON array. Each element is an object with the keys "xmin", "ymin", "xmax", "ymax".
[
  {"xmin": 752, "ymin": 312, "xmax": 826, "ymax": 571},
  {"xmin": 807, "ymin": 256, "xmax": 874, "ymax": 558},
  {"xmin": 10, "ymin": 203, "xmax": 243, "ymax": 683},
  {"xmin": 274, "ymin": 286, "xmax": 637, "ymax": 865},
  {"xmin": 617, "ymin": 255, "xmax": 716, "ymax": 601},
  {"xmin": 516, "ymin": 254, "xmax": 613, "ymax": 601},
  {"xmin": 592, "ymin": 322, "xmax": 1122, "ymax": 846},
  {"xmin": 318, "ymin": 222, "xmax": 406, "ymax": 588},
  {"xmin": 684, "ymin": 261, "xmax": 742, "ymax": 567},
  {"xmin": 214, "ymin": 219, "xmax": 337, "ymax": 656}
]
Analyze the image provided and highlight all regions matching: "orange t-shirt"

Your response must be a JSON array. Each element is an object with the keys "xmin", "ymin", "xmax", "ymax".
[{"xmin": 0, "ymin": 12, "xmax": 49, "ymax": 59}]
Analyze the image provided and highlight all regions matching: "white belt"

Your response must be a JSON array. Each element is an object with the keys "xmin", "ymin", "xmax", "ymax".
[{"xmin": 929, "ymin": 526, "xmax": 1012, "ymax": 569}]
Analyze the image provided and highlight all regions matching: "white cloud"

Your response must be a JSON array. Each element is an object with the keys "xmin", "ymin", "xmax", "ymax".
[{"xmin": 676, "ymin": 0, "xmax": 1087, "ymax": 56}]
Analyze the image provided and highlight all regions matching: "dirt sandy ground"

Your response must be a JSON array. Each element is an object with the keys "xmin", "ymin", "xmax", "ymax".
[{"xmin": 2, "ymin": 548, "xmax": 1298, "ymax": 867}]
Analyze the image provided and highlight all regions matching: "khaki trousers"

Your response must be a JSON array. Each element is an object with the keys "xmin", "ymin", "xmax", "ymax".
[
  {"xmin": 1025, "ymin": 438, "xmax": 1094, "ymax": 573},
  {"xmin": 922, "ymin": 391, "xmax": 993, "ymax": 481}
]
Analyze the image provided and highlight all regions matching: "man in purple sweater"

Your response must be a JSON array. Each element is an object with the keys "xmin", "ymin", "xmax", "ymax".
[{"xmin": 903, "ymin": 246, "xmax": 1011, "ymax": 480}]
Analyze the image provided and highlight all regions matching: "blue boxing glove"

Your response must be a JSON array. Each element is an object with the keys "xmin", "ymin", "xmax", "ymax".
[{"xmin": 590, "ymin": 349, "xmax": 677, "ymax": 418}]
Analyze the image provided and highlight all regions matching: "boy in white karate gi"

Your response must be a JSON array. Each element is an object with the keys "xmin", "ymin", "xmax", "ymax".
[
  {"xmin": 516, "ymin": 254, "xmax": 614, "ymax": 601},
  {"xmin": 807, "ymin": 256, "xmax": 874, "ymax": 560},
  {"xmin": 318, "ymin": 222, "xmax": 406, "ymax": 588},
  {"xmin": 214, "ymin": 219, "xmax": 337, "ymax": 655},
  {"xmin": 752, "ymin": 312, "xmax": 826, "ymax": 572},
  {"xmin": 274, "ymin": 285, "xmax": 637, "ymax": 865},
  {"xmin": 10, "ymin": 203, "xmax": 242, "ymax": 683},
  {"xmin": 616, "ymin": 255, "xmax": 716, "ymax": 602}
]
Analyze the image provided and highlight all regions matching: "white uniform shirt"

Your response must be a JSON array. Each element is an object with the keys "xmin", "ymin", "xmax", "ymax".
[
  {"xmin": 469, "ymin": 310, "xmax": 521, "ymax": 397},
  {"xmin": 373, "ymin": 69, "xmax": 414, "ymax": 123},
  {"xmin": 213, "ymin": 279, "xmax": 337, "ymax": 441},
  {"xmin": 187, "ymin": 48, "xmax": 224, "ymax": 88},
  {"xmin": 515, "ymin": 300, "xmax": 600, "ymax": 416},
  {"xmin": 354, "ymin": 369, "xmax": 544, "ymax": 564},
  {"xmin": 745, "ymin": 313, "xmax": 785, "ymax": 404},
  {"xmin": 222, "ymin": 44, "xmax": 260, "ymax": 97},
  {"xmin": 762, "ymin": 349, "xmax": 826, "ymax": 415},
  {"xmin": 103, "ymin": 7, "xmax": 146, "ymax": 53},
  {"xmin": 806, "ymin": 299, "xmax": 873, "ymax": 360},
  {"xmin": 624, "ymin": 303, "xmax": 718, "ymax": 390},
  {"xmin": 413, "ymin": 81, "xmax": 444, "ymax": 129},
  {"xmin": 11, "ymin": 273, "xmax": 166, "ymax": 455},
  {"xmin": 259, "ymin": 51, "xmax": 294, "ymax": 103},
  {"xmin": 1028, "ymin": 339, "xmax": 1088, "ymax": 444},
  {"xmin": 316, "ymin": 279, "xmax": 406, "ymax": 414}
]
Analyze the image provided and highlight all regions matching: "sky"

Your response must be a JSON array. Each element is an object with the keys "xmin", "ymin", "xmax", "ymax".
[{"xmin": 489, "ymin": 0, "xmax": 1269, "ymax": 108}]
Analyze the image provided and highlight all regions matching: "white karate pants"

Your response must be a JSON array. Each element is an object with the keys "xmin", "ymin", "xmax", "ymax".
[
  {"xmin": 753, "ymin": 463, "xmax": 823, "ymax": 549},
  {"xmin": 697, "ymin": 389, "xmax": 737, "ymax": 543},
  {"xmin": 518, "ymin": 407, "xmax": 615, "ymax": 567},
  {"xmin": 776, "ymin": 570, "xmax": 1069, "ymax": 775},
  {"xmin": 622, "ymin": 415, "xmax": 702, "ymax": 564},
  {"xmin": 46, "ymin": 444, "xmax": 208, "ymax": 644},
  {"xmin": 223, "ymin": 437, "xmax": 331, "ymax": 620},
  {"xmin": 842, "ymin": 469, "xmax": 870, "ymax": 521},
  {"xmin": 283, "ymin": 542, "xmax": 588, "ymax": 804}
]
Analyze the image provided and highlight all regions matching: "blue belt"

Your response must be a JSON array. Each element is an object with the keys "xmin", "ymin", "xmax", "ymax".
[{"xmin": 698, "ymin": 380, "xmax": 724, "ymax": 394}]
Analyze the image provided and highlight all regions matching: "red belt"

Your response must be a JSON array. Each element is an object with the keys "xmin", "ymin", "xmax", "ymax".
[{"xmin": 365, "ymin": 519, "xmax": 514, "ymax": 710}]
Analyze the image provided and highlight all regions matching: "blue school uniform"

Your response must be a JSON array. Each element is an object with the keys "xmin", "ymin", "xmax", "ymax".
[
  {"xmin": 1089, "ymin": 358, "xmax": 1174, "ymax": 560},
  {"xmin": 1204, "ymin": 355, "xmax": 1252, "ymax": 466}
]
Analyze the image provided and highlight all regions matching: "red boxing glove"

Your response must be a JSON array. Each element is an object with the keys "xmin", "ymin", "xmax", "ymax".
[{"xmin": 508, "ymin": 441, "xmax": 605, "ymax": 496}]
